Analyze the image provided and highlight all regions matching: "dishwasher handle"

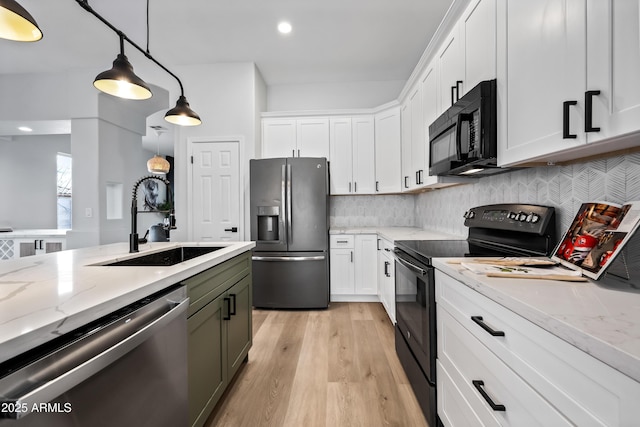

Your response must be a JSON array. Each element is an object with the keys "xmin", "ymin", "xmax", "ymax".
[{"xmin": 0, "ymin": 290, "xmax": 188, "ymax": 420}]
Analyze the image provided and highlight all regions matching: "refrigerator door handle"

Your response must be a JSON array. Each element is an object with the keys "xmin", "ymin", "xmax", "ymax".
[
  {"xmin": 252, "ymin": 255, "xmax": 326, "ymax": 261},
  {"xmin": 281, "ymin": 164, "xmax": 286, "ymax": 244},
  {"xmin": 287, "ymin": 163, "xmax": 292, "ymax": 244}
]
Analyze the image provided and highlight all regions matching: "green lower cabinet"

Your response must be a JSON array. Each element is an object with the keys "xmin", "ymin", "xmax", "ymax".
[{"xmin": 186, "ymin": 252, "xmax": 253, "ymax": 427}]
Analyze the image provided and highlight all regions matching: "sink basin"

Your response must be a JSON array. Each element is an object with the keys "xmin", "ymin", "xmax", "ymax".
[{"xmin": 102, "ymin": 246, "xmax": 223, "ymax": 266}]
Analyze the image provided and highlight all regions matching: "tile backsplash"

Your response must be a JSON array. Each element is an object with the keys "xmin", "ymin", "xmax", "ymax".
[
  {"xmin": 330, "ymin": 152, "xmax": 640, "ymax": 240},
  {"xmin": 415, "ymin": 152, "xmax": 640, "ymax": 238},
  {"xmin": 330, "ymin": 195, "xmax": 415, "ymax": 228}
]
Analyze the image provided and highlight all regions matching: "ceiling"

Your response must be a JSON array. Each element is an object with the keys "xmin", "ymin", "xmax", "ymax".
[{"xmin": 0, "ymin": 0, "xmax": 454, "ymax": 146}]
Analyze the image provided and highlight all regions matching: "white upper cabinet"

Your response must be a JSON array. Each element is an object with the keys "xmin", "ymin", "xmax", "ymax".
[
  {"xmin": 374, "ymin": 107, "xmax": 402, "ymax": 193},
  {"xmin": 400, "ymin": 102, "xmax": 413, "ymax": 191},
  {"xmin": 329, "ymin": 116, "xmax": 375, "ymax": 195},
  {"xmin": 461, "ymin": 0, "xmax": 497, "ymax": 95},
  {"xmin": 587, "ymin": 0, "xmax": 640, "ymax": 144},
  {"xmin": 262, "ymin": 119, "xmax": 297, "ymax": 158},
  {"xmin": 296, "ymin": 118, "xmax": 330, "ymax": 158},
  {"xmin": 262, "ymin": 117, "xmax": 329, "ymax": 159},
  {"xmin": 410, "ymin": 86, "xmax": 426, "ymax": 187},
  {"xmin": 437, "ymin": 25, "xmax": 465, "ymax": 113},
  {"xmin": 497, "ymin": 0, "xmax": 587, "ymax": 166},
  {"xmin": 497, "ymin": 0, "xmax": 640, "ymax": 166},
  {"xmin": 352, "ymin": 116, "xmax": 376, "ymax": 194},
  {"xmin": 421, "ymin": 61, "xmax": 439, "ymax": 181}
]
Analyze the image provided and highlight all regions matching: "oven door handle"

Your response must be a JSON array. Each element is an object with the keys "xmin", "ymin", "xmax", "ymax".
[{"xmin": 394, "ymin": 253, "xmax": 427, "ymax": 276}]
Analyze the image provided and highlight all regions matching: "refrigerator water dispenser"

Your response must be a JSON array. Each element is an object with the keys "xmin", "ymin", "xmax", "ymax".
[{"xmin": 257, "ymin": 206, "xmax": 280, "ymax": 241}]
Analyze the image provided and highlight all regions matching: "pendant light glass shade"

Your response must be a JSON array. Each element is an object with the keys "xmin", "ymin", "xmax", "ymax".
[
  {"xmin": 94, "ymin": 53, "xmax": 152, "ymax": 100},
  {"xmin": 147, "ymin": 155, "xmax": 170, "ymax": 174},
  {"xmin": 0, "ymin": 0, "xmax": 42, "ymax": 42},
  {"xmin": 164, "ymin": 95, "xmax": 202, "ymax": 126}
]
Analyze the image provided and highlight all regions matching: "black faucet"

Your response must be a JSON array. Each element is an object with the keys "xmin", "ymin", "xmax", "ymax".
[{"xmin": 130, "ymin": 175, "xmax": 176, "ymax": 253}]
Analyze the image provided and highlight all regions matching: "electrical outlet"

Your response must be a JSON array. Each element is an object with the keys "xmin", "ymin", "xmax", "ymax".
[{"xmin": 85, "ymin": 208, "xmax": 93, "ymax": 218}]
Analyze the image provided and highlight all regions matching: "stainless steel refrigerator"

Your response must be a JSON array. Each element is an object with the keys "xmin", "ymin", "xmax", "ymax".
[{"xmin": 250, "ymin": 157, "xmax": 329, "ymax": 308}]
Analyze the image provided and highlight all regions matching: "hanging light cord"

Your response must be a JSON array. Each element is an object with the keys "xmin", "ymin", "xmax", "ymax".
[{"xmin": 75, "ymin": 0, "xmax": 186, "ymax": 97}]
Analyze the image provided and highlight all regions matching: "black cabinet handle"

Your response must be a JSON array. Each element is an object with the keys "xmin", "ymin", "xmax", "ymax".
[
  {"xmin": 471, "ymin": 316, "xmax": 505, "ymax": 336},
  {"xmin": 472, "ymin": 380, "xmax": 506, "ymax": 411},
  {"xmin": 585, "ymin": 90, "xmax": 601, "ymax": 133},
  {"xmin": 455, "ymin": 80, "xmax": 463, "ymax": 101},
  {"xmin": 404, "ymin": 176, "xmax": 409, "ymax": 189},
  {"xmin": 384, "ymin": 261, "xmax": 390, "ymax": 277},
  {"xmin": 375, "ymin": 181, "xmax": 379, "ymax": 192},
  {"xmin": 224, "ymin": 227, "xmax": 238, "ymax": 232},
  {"xmin": 377, "ymin": 239, "xmax": 381, "ymax": 251},
  {"xmin": 451, "ymin": 86, "xmax": 456, "ymax": 106},
  {"xmin": 563, "ymin": 100, "xmax": 578, "ymax": 139},
  {"xmin": 354, "ymin": 182, "xmax": 357, "ymax": 193},
  {"xmin": 416, "ymin": 170, "xmax": 420, "ymax": 185},
  {"xmin": 349, "ymin": 182, "xmax": 352, "ymax": 192},
  {"xmin": 223, "ymin": 298, "xmax": 231, "ymax": 320},
  {"xmin": 419, "ymin": 170, "xmax": 424, "ymax": 184},
  {"xmin": 350, "ymin": 251, "xmax": 353, "ymax": 263},
  {"xmin": 229, "ymin": 293, "xmax": 237, "ymax": 316}
]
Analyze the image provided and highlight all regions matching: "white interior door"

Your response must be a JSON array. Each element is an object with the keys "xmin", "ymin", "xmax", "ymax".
[{"xmin": 192, "ymin": 141, "xmax": 241, "ymax": 242}]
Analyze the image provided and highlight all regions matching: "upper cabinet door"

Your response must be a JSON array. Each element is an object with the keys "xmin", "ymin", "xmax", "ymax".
[
  {"xmin": 400, "ymin": 102, "xmax": 413, "ymax": 191},
  {"xmin": 587, "ymin": 0, "xmax": 640, "ymax": 143},
  {"xmin": 329, "ymin": 117, "xmax": 353, "ymax": 195},
  {"xmin": 351, "ymin": 116, "xmax": 376, "ymax": 194},
  {"xmin": 296, "ymin": 118, "xmax": 330, "ymax": 158},
  {"xmin": 497, "ymin": 0, "xmax": 587, "ymax": 166},
  {"xmin": 461, "ymin": 0, "xmax": 497, "ymax": 95},
  {"xmin": 437, "ymin": 25, "xmax": 465, "ymax": 113},
  {"xmin": 374, "ymin": 107, "xmax": 401, "ymax": 194},
  {"xmin": 262, "ymin": 119, "xmax": 296, "ymax": 158}
]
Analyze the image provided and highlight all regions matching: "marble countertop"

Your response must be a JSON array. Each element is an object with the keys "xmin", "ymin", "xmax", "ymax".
[
  {"xmin": 0, "ymin": 241, "xmax": 255, "ymax": 364},
  {"xmin": 330, "ymin": 226, "xmax": 464, "ymax": 242},
  {"xmin": 433, "ymin": 258, "xmax": 640, "ymax": 383},
  {"xmin": 0, "ymin": 229, "xmax": 68, "ymax": 237}
]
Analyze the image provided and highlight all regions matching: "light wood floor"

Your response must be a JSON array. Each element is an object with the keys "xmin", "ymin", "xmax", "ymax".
[{"xmin": 205, "ymin": 302, "xmax": 429, "ymax": 427}]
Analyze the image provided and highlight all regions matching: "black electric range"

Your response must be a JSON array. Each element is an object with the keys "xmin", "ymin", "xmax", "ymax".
[{"xmin": 393, "ymin": 203, "xmax": 557, "ymax": 427}]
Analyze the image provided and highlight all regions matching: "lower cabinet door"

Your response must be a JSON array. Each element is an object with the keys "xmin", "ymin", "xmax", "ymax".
[
  {"xmin": 226, "ymin": 275, "xmax": 252, "ymax": 381},
  {"xmin": 188, "ymin": 295, "xmax": 226, "ymax": 427}
]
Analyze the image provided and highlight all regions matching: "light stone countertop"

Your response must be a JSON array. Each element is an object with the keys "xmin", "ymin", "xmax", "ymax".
[
  {"xmin": 0, "ymin": 241, "xmax": 255, "ymax": 364},
  {"xmin": 0, "ymin": 229, "xmax": 68, "ymax": 237},
  {"xmin": 330, "ymin": 226, "xmax": 464, "ymax": 242},
  {"xmin": 433, "ymin": 257, "xmax": 640, "ymax": 383}
]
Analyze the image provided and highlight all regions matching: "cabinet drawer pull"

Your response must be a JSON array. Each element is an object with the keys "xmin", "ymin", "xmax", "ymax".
[
  {"xmin": 377, "ymin": 239, "xmax": 381, "ymax": 251},
  {"xmin": 563, "ymin": 100, "xmax": 578, "ymax": 139},
  {"xmin": 451, "ymin": 85, "xmax": 456, "ymax": 106},
  {"xmin": 585, "ymin": 90, "xmax": 601, "ymax": 133},
  {"xmin": 350, "ymin": 251, "xmax": 353, "ymax": 263},
  {"xmin": 336, "ymin": 240, "xmax": 349, "ymax": 244},
  {"xmin": 384, "ymin": 261, "xmax": 390, "ymax": 277},
  {"xmin": 223, "ymin": 297, "xmax": 231, "ymax": 320},
  {"xmin": 376, "ymin": 181, "xmax": 379, "ymax": 192},
  {"xmin": 471, "ymin": 316, "xmax": 505, "ymax": 336},
  {"xmin": 404, "ymin": 176, "xmax": 409, "ymax": 188},
  {"xmin": 229, "ymin": 293, "xmax": 237, "ymax": 316},
  {"xmin": 472, "ymin": 380, "xmax": 506, "ymax": 411}
]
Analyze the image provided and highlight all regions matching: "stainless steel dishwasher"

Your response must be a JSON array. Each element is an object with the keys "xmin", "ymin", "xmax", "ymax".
[{"xmin": 0, "ymin": 285, "xmax": 188, "ymax": 427}]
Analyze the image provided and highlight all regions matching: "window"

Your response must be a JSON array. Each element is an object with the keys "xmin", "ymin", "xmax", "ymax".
[{"xmin": 57, "ymin": 153, "xmax": 72, "ymax": 229}]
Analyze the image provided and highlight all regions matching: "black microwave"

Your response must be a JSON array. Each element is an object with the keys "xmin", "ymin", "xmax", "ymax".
[{"xmin": 429, "ymin": 79, "xmax": 507, "ymax": 177}]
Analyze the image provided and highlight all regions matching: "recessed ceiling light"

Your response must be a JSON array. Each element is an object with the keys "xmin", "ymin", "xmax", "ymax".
[
  {"xmin": 278, "ymin": 21, "xmax": 292, "ymax": 34},
  {"xmin": 18, "ymin": 126, "xmax": 33, "ymax": 132}
]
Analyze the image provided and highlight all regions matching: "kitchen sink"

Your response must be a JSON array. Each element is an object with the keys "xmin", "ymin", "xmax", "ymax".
[{"xmin": 100, "ymin": 246, "xmax": 223, "ymax": 267}]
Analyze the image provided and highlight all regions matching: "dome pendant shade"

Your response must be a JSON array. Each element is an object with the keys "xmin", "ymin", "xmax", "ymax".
[
  {"xmin": 164, "ymin": 95, "xmax": 202, "ymax": 126},
  {"xmin": 0, "ymin": 0, "xmax": 43, "ymax": 41},
  {"xmin": 93, "ymin": 53, "xmax": 152, "ymax": 100},
  {"xmin": 147, "ymin": 155, "xmax": 170, "ymax": 174}
]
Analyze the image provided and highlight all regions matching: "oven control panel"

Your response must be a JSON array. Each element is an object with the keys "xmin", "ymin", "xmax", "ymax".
[{"xmin": 463, "ymin": 203, "xmax": 555, "ymax": 235}]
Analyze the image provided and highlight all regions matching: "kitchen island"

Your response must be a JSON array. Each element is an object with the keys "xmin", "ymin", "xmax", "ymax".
[
  {"xmin": 434, "ymin": 258, "xmax": 640, "ymax": 426},
  {"xmin": 0, "ymin": 241, "xmax": 254, "ymax": 364}
]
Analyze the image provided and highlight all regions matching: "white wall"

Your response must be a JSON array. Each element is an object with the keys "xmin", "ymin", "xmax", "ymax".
[
  {"xmin": 0, "ymin": 134, "xmax": 71, "ymax": 229},
  {"xmin": 266, "ymin": 80, "xmax": 405, "ymax": 111},
  {"xmin": 166, "ymin": 62, "xmax": 266, "ymax": 242}
]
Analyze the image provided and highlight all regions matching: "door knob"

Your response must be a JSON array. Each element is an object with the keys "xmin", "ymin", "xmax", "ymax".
[{"xmin": 224, "ymin": 227, "xmax": 238, "ymax": 232}]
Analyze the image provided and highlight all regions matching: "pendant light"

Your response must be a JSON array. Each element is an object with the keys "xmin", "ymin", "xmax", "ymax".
[
  {"xmin": 0, "ymin": 0, "xmax": 42, "ymax": 42},
  {"xmin": 93, "ymin": 35, "xmax": 152, "ymax": 100},
  {"xmin": 76, "ymin": 0, "xmax": 202, "ymax": 126},
  {"xmin": 147, "ymin": 126, "xmax": 170, "ymax": 174}
]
